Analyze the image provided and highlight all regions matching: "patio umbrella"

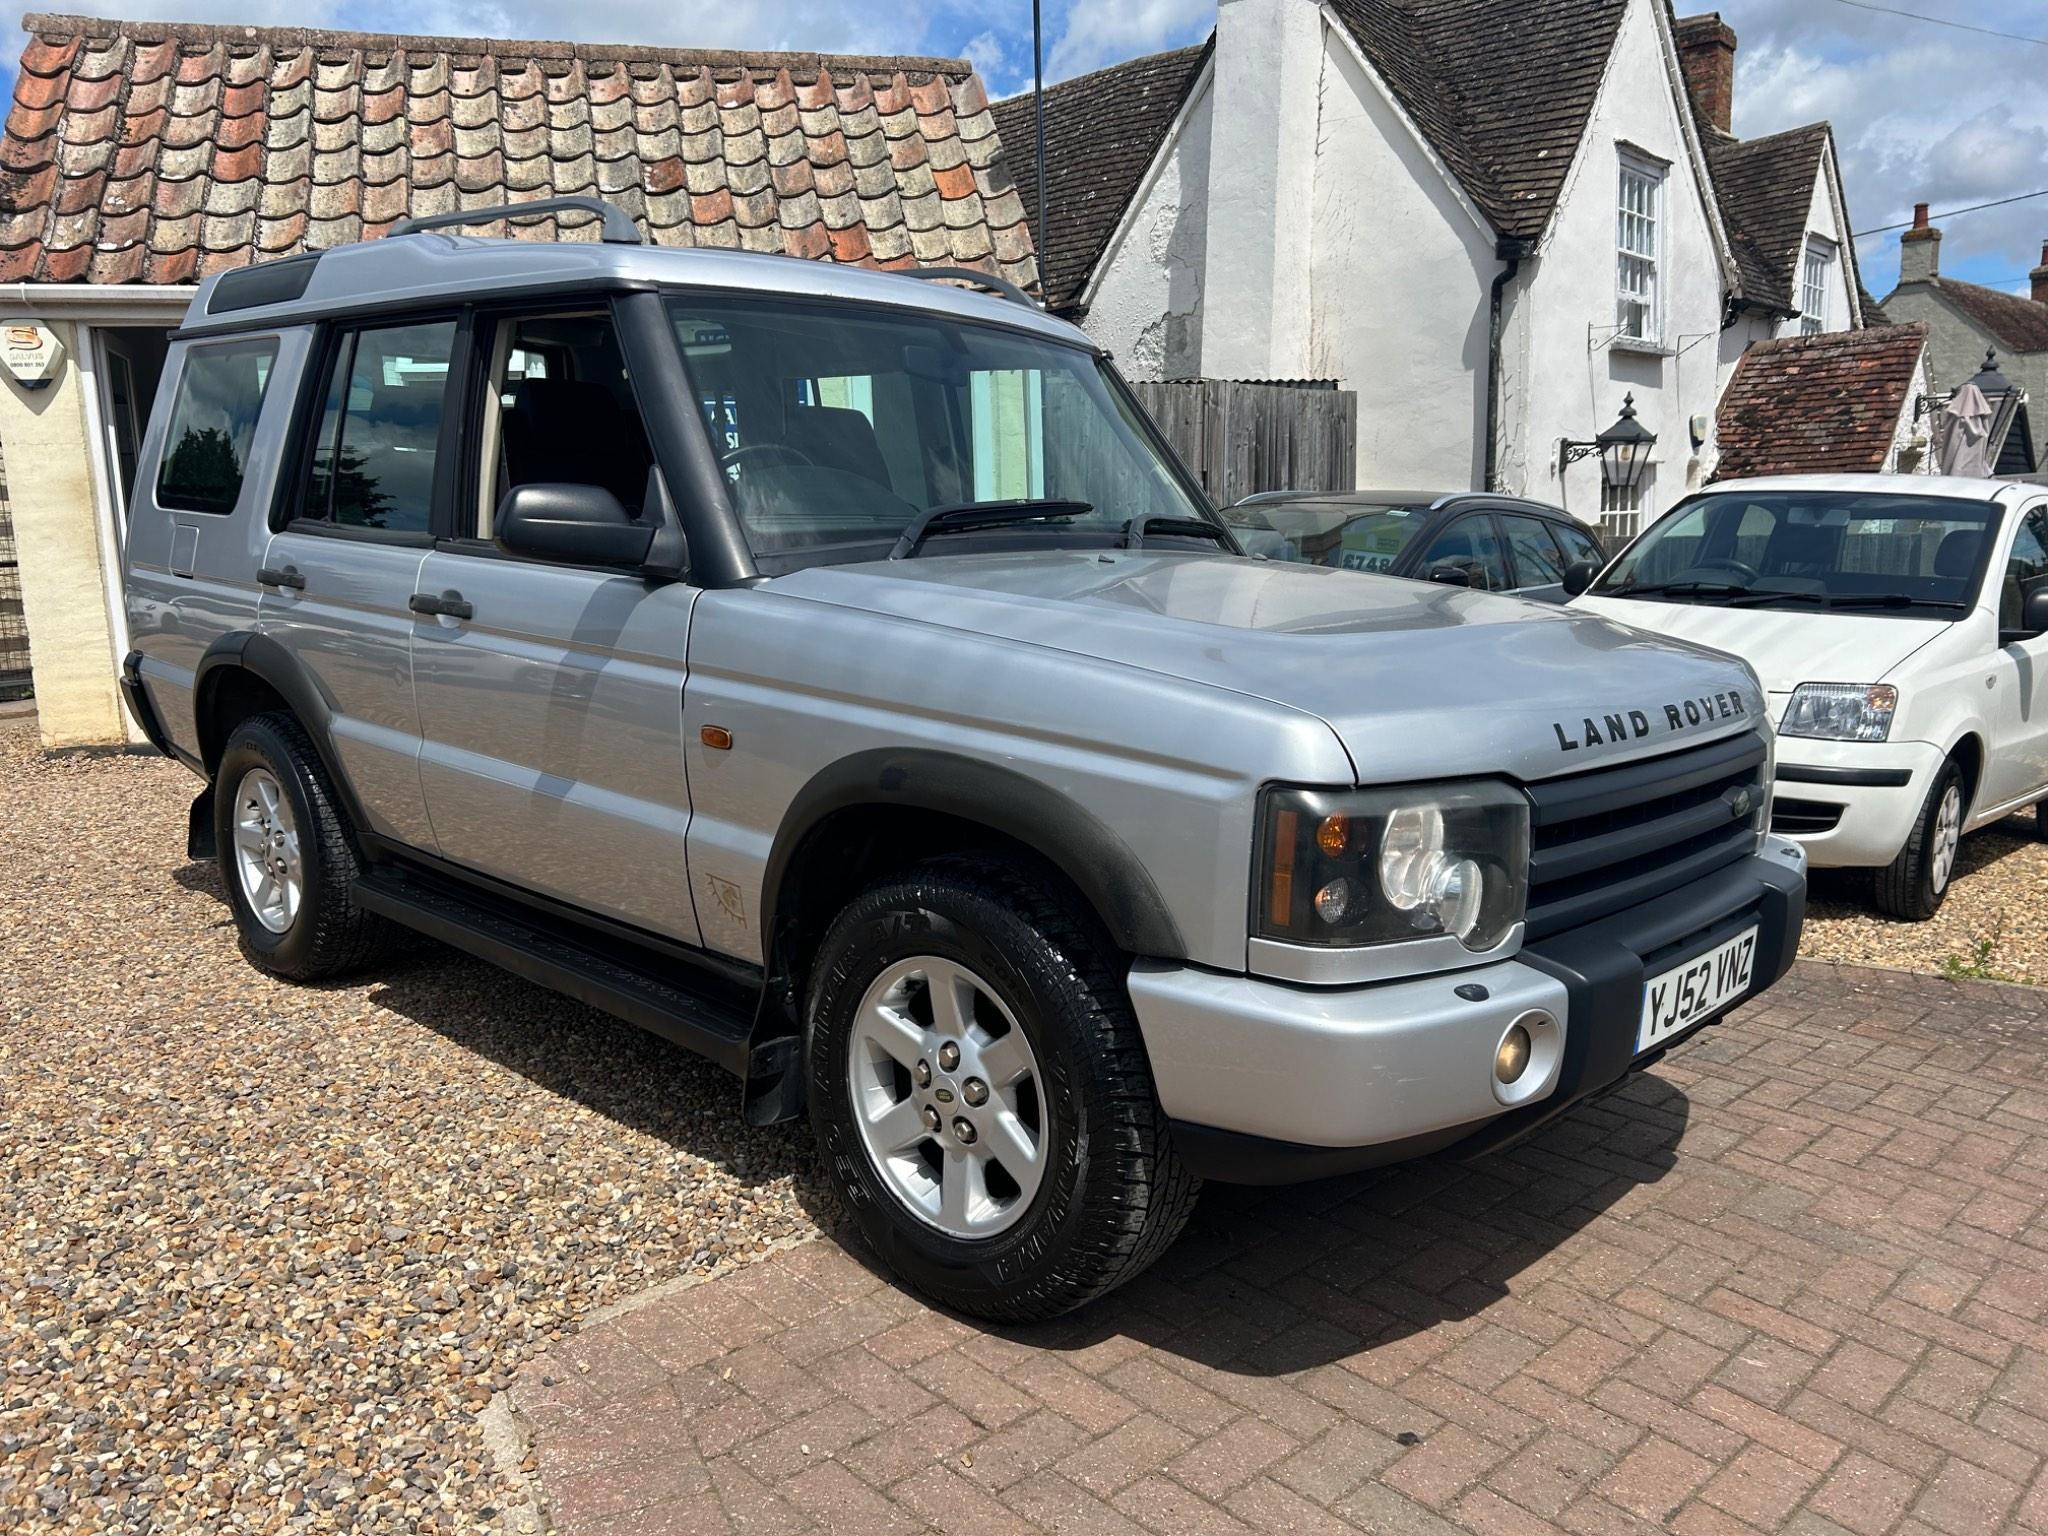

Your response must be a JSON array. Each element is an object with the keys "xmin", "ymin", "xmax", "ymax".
[{"xmin": 1935, "ymin": 381, "xmax": 1995, "ymax": 477}]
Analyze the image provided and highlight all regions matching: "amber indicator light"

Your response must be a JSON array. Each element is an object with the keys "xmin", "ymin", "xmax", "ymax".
[
  {"xmin": 1268, "ymin": 810, "xmax": 1298, "ymax": 927},
  {"xmin": 701, "ymin": 725, "xmax": 734, "ymax": 751}
]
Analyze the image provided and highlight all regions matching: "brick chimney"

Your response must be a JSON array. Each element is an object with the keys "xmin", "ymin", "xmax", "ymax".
[
  {"xmin": 1675, "ymin": 13, "xmax": 1738, "ymax": 136},
  {"xmin": 1899, "ymin": 203, "xmax": 1941, "ymax": 285},
  {"xmin": 2033, "ymin": 240, "xmax": 2048, "ymax": 306}
]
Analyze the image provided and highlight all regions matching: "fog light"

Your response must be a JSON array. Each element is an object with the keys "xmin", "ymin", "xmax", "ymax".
[
  {"xmin": 1313, "ymin": 879, "xmax": 1355, "ymax": 923},
  {"xmin": 1495, "ymin": 1024, "xmax": 1532, "ymax": 1083}
]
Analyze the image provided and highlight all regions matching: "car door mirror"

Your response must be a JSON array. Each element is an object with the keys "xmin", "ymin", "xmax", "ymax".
[
  {"xmin": 1562, "ymin": 560, "xmax": 1599, "ymax": 598},
  {"xmin": 2003, "ymin": 585, "xmax": 2048, "ymax": 644},
  {"xmin": 497, "ymin": 483, "xmax": 659, "ymax": 569},
  {"xmin": 1426, "ymin": 561, "xmax": 1472, "ymax": 588}
]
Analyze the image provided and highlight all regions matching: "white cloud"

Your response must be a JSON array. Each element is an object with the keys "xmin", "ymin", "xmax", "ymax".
[
  {"xmin": 1046, "ymin": 0, "xmax": 1211, "ymax": 82},
  {"xmin": 1715, "ymin": 0, "xmax": 2048, "ymax": 297}
]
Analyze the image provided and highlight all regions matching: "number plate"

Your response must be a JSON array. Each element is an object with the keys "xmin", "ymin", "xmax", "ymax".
[{"xmin": 1638, "ymin": 927, "xmax": 1757, "ymax": 1055}]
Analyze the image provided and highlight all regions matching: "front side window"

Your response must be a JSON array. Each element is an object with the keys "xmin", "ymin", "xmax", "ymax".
[
  {"xmin": 1593, "ymin": 490, "xmax": 1998, "ymax": 616},
  {"xmin": 1801, "ymin": 239, "xmax": 1835, "ymax": 335},
  {"xmin": 300, "ymin": 320, "xmax": 456, "ymax": 536},
  {"xmin": 666, "ymin": 295, "xmax": 1209, "ymax": 569},
  {"xmin": 1500, "ymin": 514, "xmax": 1567, "ymax": 586},
  {"xmin": 2004, "ymin": 510, "xmax": 2048, "ymax": 632},
  {"xmin": 1617, "ymin": 156, "xmax": 1664, "ymax": 344},
  {"xmin": 477, "ymin": 311, "xmax": 655, "ymax": 537},
  {"xmin": 1421, "ymin": 516, "xmax": 1511, "ymax": 592},
  {"xmin": 1552, "ymin": 519, "xmax": 1604, "ymax": 568},
  {"xmin": 157, "ymin": 338, "xmax": 278, "ymax": 514}
]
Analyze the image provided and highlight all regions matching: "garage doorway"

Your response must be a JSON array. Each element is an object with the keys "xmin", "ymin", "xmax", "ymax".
[
  {"xmin": 0, "ymin": 447, "xmax": 28, "ymax": 701},
  {"xmin": 92, "ymin": 326, "xmax": 170, "ymax": 524}
]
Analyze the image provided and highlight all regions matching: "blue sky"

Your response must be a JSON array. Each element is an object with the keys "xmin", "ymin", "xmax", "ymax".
[{"xmin": 5, "ymin": 0, "xmax": 2043, "ymax": 299}]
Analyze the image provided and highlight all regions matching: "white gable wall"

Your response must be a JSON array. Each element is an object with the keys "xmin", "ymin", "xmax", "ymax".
[
  {"xmin": 1306, "ymin": 20, "xmax": 1497, "ymax": 490},
  {"xmin": 1081, "ymin": 66, "xmax": 1214, "ymax": 381},
  {"xmin": 1503, "ymin": 0, "xmax": 1729, "ymax": 526},
  {"xmin": 1772, "ymin": 159, "xmax": 1854, "ymax": 340}
]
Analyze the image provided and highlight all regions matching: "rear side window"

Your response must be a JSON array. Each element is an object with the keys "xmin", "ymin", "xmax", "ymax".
[
  {"xmin": 299, "ymin": 320, "xmax": 456, "ymax": 536},
  {"xmin": 156, "ymin": 338, "xmax": 277, "ymax": 514}
]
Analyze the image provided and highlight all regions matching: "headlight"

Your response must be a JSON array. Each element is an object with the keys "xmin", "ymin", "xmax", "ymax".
[
  {"xmin": 1780, "ymin": 683, "xmax": 1897, "ymax": 742},
  {"xmin": 1256, "ymin": 781, "xmax": 1529, "ymax": 953}
]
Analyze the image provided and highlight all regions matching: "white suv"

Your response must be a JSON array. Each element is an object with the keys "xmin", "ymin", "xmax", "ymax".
[{"xmin": 1572, "ymin": 474, "xmax": 2048, "ymax": 918}]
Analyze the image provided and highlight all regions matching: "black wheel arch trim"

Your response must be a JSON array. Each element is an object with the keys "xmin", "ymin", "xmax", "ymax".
[
  {"xmin": 192, "ymin": 631, "xmax": 371, "ymax": 836},
  {"xmin": 760, "ymin": 748, "xmax": 1188, "ymax": 965}
]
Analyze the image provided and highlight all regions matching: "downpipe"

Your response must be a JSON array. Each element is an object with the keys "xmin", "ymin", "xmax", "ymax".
[{"xmin": 1485, "ymin": 237, "xmax": 1533, "ymax": 493}]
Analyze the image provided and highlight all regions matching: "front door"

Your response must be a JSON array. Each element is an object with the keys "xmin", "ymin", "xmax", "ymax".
[
  {"xmin": 408, "ymin": 305, "xmax": 702, "ymax": 943},
  {"xmin": 1984, "ymin": 503, "xmax": 2048, "ymax": 811},
  {"xmin": 258, "ymin": 315, "xmax": 461, "ymax": 851}
]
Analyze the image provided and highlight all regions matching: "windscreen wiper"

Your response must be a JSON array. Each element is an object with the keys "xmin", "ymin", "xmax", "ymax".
[
  {"xmin": 1822, "ymin": 594, "xmax": 1969, "ymax": 610},
  {"xmin": 1601, "ymin": 579, "xmax": 1753, "ymax": 600},
  {"xmin": 890, "ymin": 499, "xmax": 1094, "ymax": 559},
  {"xmin": 1124, "ymin": 515, "xmax": 1236, "ymax": 551}
]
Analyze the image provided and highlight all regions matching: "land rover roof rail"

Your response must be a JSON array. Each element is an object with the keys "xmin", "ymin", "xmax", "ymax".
[
  {"xmin": 899, "ymin": 266, "xmax": 1039, "ymax": 310},
  {"xmin": 388, "ymin": 195, "xmax": 644, "ymax": 246}
]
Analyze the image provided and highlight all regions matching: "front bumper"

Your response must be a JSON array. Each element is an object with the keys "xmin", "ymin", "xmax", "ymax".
[
  {"xmin": 1130, "ymin": 836, "xmax": 1807, "ymax": 1184},
  {"xmin": 1770, "ymin": 739, "xmax": 1943, "ymax": 867}
]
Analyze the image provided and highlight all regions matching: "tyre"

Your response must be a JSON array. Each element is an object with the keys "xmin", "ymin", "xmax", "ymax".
[
  {"xmin": 805, "ymin": 855, "xmax": 1199, "ymax": 1322},
  {"xmin": 214, "ymin": 712, "xmax": 392, "ymax": 981},
  {"xmin": 1872, "ymin": 760, "xmax": 1965, "ymax": 922}
]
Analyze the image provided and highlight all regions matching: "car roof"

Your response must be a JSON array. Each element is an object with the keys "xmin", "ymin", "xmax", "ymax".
[
  {"xmin": 1703, "ymin": 472, "xmax": 2026, "ymax": 504},
  {"xmin": 177, "ymin": 232, "xmax": 1087, "ymax": 348}
]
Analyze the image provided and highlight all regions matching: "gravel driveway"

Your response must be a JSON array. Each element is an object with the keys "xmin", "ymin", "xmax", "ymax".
[
  {"xmin": 1801, "ymin": 813, "xmax": 2048, "ymax": 985},
  {"xmin": 0, "ymin": 719, "xmax": 826, "ymax": 1534}
]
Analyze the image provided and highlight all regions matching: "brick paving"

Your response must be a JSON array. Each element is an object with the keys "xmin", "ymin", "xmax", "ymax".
[{"xmin": 509, "ymin": 962, "xmax": 2048, "ymax": 1534}]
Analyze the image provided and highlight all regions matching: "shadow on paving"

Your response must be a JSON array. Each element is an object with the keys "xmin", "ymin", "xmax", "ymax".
[{"xmin": 837, "ymin": 1071, "xmax": 1692, "ymax": 1380}]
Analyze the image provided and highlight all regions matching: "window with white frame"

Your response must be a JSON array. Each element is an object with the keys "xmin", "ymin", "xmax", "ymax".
[
  {"xmin": 1800, "ymin": 238, "xmax": 1835, "ymax": 334},
  {"xmin": 1616, "ymin": 155, "xmax": 1664, "ymax": 344},
  {"xmin": 1599, "ymin": 472, "xmax": 1652, "ymax": 544}
]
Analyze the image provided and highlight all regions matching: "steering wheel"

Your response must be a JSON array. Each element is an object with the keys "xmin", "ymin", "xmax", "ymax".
[
  {"xmin": 719, "ymin": 442, "xmax": 815, "ymax": 471},
  {"xmin": 1689, "ymin": 558, "xmax": 1761, "ymax": 585}
]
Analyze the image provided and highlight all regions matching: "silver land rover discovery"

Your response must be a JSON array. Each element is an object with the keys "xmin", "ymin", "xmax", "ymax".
[{"xmin": 120, "ymin": 198, "xmax": 1807, "ymax": 1320}]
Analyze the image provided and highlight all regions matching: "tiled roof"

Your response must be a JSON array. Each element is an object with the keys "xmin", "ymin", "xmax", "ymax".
[
  {"xmin": 1714, "ymin": 322, "xmax": 1927, "ymax": 480},
  {"xmin": 1932, "ymin": 277, "xmax": 2048, "ymax": 356},
  {"xmin": 1705, "ymin": 124, "xmax": 1829, "ymax": 316},
  {"xmin": 0, "ymin": 12, "xmax": 1036, "ymax": 288},
  {"xmin": 1328, "ymin": 0, "xmax": 1628, "ymax": 242},
  {"xmin": 989, "ymin": 42, "xmax": 1207, "ymax": 312}
]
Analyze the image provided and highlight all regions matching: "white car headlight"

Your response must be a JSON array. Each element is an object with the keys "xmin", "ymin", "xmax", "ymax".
[
  {"xmin": 1779, "ymin": 683, "xmax": 1897, "ymax": 743},
  {"xmin": 1256, "ymin": 781, "xmax": 1528, "ymax": 952}
]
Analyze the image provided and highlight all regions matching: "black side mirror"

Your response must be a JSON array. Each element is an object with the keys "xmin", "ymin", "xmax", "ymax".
[
  {"xmin": 1562, "ymin": 560, "xmax": 1599, "ymax": 598},
  {"xmin": 2004, "ymin": 585, "xmax": 2048, "ymax": 644},
  {"xmin": 497, "ymin": 483, "xmax": 658, "ymax": 569},
  {"xmin": 1426, "ymin": 561, "xmax": 1472, "ymax": 588}
]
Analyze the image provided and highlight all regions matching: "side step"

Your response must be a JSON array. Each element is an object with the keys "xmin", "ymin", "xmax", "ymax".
[{"xmin": 353, "ymin": 868, "xmax": 755, "ymax": 1074}]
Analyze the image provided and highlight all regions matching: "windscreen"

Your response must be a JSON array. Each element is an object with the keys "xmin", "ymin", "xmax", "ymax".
[
  {"xmin": 1218, "ymin": 501, "xmax": 1432, "ymax": 572},
  {"xmin": 1592, "ymin": 490, "xmax": 1999, "ymax": 614},
  {"xmin": 667, "ymin": 294, "xmax": 1209, "ymax": 567}
]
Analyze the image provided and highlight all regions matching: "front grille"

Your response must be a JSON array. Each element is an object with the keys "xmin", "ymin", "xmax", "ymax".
[
  {"xmin": 1524, "ymin": 731, "xmax": 1767, "ymax": 940},
  {"xmin": 1771, "ymin": 797, "xmax": 1843, "ymax": 837}
]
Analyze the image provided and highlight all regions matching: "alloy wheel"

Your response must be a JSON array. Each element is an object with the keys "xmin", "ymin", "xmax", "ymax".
[
  {"xmin": 847, "ymin": 955, "xmax": 1048, "ymax": 1239},
  {"xmin": 231, "ymin": 766, "xmax": 303, "ymax": 934}
]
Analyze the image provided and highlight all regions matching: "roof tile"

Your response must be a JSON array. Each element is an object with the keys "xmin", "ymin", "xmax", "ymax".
[
  {"xmin": 1715, "ymin": 324, "xmax": 1928, "ymax": 478},
  {"xmin": 0, "ymin": 14, "xmax": 1032, "ymax": 287},
  {"xmin": 1932, "ymin": 279, "xmax": 2048, "ymax": 356}
]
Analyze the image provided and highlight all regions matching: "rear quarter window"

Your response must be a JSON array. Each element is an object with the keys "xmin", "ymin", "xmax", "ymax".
[{"xmin": 155, "ymin": 338, "xmax": 278, "ymax": 514}]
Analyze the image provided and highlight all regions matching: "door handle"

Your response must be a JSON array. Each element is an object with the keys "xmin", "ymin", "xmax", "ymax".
[
  {"xmin": 410, "ymin": 590, "xmax": 474, "ymax": 621},
  {"xmin": 257, "ymin": 565, "xmax": 306, "ymax": 590}
]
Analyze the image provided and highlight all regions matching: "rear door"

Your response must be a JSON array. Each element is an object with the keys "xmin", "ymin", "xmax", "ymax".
[
  {"xmin": 407, "ymin": 302, "xmax": 702, "ymax": 943},
  {"xmin": 256, "ymin": 315, "xmax": 461, "ymax": 851}
]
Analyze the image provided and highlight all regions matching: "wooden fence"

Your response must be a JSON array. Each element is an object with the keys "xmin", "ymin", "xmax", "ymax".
[{"xmin": 1130, "ymin": 379, "xmax": 1357, "ymax": 506}]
